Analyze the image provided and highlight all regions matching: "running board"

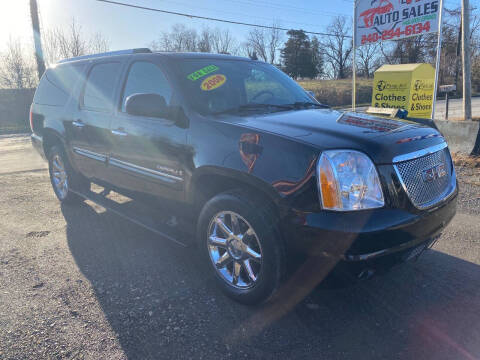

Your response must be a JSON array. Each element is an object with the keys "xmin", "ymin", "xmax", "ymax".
[{"xmin": 70, "ymin": 188, "xmax": 189, "ymax": 247}]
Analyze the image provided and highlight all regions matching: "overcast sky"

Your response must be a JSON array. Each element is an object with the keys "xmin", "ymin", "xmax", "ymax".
[{"xmin": 0, "ymin": 0, "xmax": 473, "ymax": 53}]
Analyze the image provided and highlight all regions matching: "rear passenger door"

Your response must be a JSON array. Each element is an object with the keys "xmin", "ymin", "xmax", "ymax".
[
  {"xmin": 71, "ymin": 61, "xmax": 124, "ymax": 181},
  {"xmin": 107, "ymin": 59, "xmax": 187, "ymax": 201}
]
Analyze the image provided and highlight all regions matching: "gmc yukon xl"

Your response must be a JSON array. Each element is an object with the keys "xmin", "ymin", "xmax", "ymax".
[{"xmin": 30, "ymin": 49, "xmax": 457, "ymax": 304}]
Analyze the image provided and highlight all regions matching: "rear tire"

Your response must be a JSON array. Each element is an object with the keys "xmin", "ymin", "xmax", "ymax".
[
  {"xmin": 197, "ymin": 190, "xmax": 285, "ymax": 305},
  {"xmin": 48, "ymin": 145, "xmax": 88, "ymax": 205}
]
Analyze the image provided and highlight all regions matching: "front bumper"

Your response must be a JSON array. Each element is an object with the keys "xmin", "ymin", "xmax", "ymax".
[{"xmin": 285, "ymin": 186, "xmax": 457, "ymax": 263}]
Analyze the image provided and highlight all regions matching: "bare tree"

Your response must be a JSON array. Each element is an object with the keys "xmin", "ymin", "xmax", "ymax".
[
  {"xmin": 89, "ymin": 32, "xmax": 110, "ymax": 54},
  {"xmin": 356, "ymin": 42, "xmax": 380, "ymax": 78},
  {"xmin": 151, "ymin": 24, "xmax": 239, "ymax": 55},
  {"xmin": 43, "ymin": 29, "xmax": 63, "ymax": 64},
  {"xmin": 152, "ymin": 24, "xmax": 197, "ymax": 52},
  {"xmin": 197, "ymin": 27, "xmax": 214, "ymax": 53},
  {"xmin": 395, "ymin": 36, "xmax": 430, "ymax": 63},
  {"xmin": 43, "ymin": 18, "xmax": 109, "ymax": 65},
  {"xmin": 211, "ymin": 28, "xmax": 236, "ymax": 54},
  {"xmin": 322, "ymin": 16, "xmax": 352, "ymax": 79},
  {"xmin": 240, "ymin": 42, "xmax": 258, "ymax": 59},
  {"xmin": 378, "ymin": 41, "xmax": 396, "ymax": 65},
  {"xmin": 171, "ymin": 24, "xmax": 197, "ymax": 52},
  {"xmin": 245, "ymin": 25, "xmax": 283, "ymax": 63},
  {"xmin": 44, "ymin": 19, "xmax": 86, "ymax": 62},
  {"xmin": 267, "ymin": 24, "xmax": 283, "ymax": 64},
  {"xmin": 0, "ymin": 38, "xmax": 37, "ymax": 89},
  {"xmin": 246, "ymin": 28, "xmax": 268, "ymax": 62}
]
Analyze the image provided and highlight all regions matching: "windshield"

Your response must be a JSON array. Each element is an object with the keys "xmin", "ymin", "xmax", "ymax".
[{"xmin": 172, "ymin": 58, "xmax": 315, "ymax": 116}]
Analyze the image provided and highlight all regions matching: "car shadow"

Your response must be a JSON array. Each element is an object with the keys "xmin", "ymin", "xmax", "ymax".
[{"xmin": 62, "ymin": 202, "xmax": 480, "ymax": 360}]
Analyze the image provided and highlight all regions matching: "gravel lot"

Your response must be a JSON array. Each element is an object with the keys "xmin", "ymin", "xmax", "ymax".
[{"xmin": 1, "ymin": 135, "xmax": 479, "ymax": 360}]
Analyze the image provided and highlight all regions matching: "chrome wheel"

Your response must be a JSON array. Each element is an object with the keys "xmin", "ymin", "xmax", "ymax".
[
  {"xmin": 51, "ymin": 154, "xmax": 68, "ymax": 200},
  {"xmin": 207, "ymin": 211, "xmax": 263, "ymax": 289}
]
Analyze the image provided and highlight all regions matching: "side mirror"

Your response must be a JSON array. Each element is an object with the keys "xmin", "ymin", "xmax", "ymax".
[
  {"xmin": 125, "ymin": 93, "xmax": 167, "ymax": 118},
  {"xmin": 168, "ymin": 105, "xmax": 189, "ymax": 129}
]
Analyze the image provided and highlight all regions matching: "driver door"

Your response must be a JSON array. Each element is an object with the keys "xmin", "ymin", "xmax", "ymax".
[{"xmin": 107, "ymin": 60, "xmax": 188, "ymax": 202}]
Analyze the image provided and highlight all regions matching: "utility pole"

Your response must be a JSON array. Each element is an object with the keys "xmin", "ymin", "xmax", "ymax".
[
  {"xmin": 462, "ymin": 0, "xmax": 472, "ymax": 121},
  {"xmin": 466, "ymin": 1, "xmax": 480, "ymax": 155},
  {"xmin": 454, "ymin": 18, "xmax": 462, "ymax": 94},
  {"xmin": 29, "ymin": 0, "xmax": 46, "ymax": 81}
]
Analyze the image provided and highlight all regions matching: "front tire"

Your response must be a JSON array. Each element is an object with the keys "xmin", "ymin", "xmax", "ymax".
[
  {"xmin": 48, "ymin": 145, "xmax": 87, "ymax": 205},
  {"xmin": 197, "ymin": 190, "xmax": 285, "ymax": 305}
]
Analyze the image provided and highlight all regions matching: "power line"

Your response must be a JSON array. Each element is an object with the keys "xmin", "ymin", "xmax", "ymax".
[
  {"xmin": 228, "ymin": 0, "xmax": 350, "ymax": 18},
  {"xmin": 96, "ymin": 0, "xmax": 350, "ymax": 38},
  {"xmin": 96, "ymin": 0, "xmax": 465, "ymax": 46},
  {"xmin": 145, "ymin": 0, "xmax": 341, "ymax": 30}
]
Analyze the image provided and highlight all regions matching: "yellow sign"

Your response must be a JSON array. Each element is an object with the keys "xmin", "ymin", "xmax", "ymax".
[
  {"xmin": 201, "ymin": 74, "xmax": 226, "ymax": 91},
  {"xmin": 371, "ymin": 63, "xmax": 435, "ymax": 119}
]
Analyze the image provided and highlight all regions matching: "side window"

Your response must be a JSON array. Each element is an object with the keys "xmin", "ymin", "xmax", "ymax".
[
  {"xmin": 121, "ymin": 62, "xmax": 172, "ymax": 112},
  {"xmin": 34, "ymin": 63, "xmax": 85, "ymax": 106},
  {"xmin": 82, "ymin": 62, "xmax": 121, "ymax": 111}
]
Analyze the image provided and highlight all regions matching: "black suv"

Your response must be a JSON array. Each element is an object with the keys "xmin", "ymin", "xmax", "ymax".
[{"xmin": 31, "ymin": 49, "xmax": 457, "ymax": 304}]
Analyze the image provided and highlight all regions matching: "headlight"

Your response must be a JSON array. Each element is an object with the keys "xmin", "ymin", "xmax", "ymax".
[{"xmin": 317, "ymin": 150, "xmax": 384, "ymax": 211}]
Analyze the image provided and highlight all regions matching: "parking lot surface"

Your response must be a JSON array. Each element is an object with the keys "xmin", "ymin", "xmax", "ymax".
[{"xmin": 1, "ymin": 135, "xmax": 479, "ymax": 360}]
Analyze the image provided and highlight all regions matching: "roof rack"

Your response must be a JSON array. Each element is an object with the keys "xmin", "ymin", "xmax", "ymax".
[{"xmin": 57, "ymin": 48, "xmax": 152, "ymax": 64}]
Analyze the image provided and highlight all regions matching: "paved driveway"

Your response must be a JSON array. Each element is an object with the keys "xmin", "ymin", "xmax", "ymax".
[{"xmin": 1, "ymin": 136, "xmax": 479, "ymax": 359}]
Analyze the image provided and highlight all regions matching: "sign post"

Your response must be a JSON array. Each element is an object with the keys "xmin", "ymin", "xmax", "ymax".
[
  {"xmin": 439, "ymin": 84, "xmax": 456, "ymax": 120},
  {"xmin": 431, "ymin": 0, "xmax": 444, "ymax": 120}
]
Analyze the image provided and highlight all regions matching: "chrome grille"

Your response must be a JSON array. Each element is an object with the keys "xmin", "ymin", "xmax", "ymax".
[{"xmin": 394, "ymin": 146, "xmax": 455, "ymax": 209}]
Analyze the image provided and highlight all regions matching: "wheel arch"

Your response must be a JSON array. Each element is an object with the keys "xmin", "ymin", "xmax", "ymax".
[
  {"xmin": 42, "ymin": 128, "xmax": 65, "ymax": 158},
  {"xmin": 189, "ymin": 166, "xmax": 284, "ymax": 218}
]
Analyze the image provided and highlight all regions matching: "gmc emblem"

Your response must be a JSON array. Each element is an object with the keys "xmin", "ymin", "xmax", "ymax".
[{"xmin": 422, "ymin": 163, "xmax": 447, "ymax": 182}]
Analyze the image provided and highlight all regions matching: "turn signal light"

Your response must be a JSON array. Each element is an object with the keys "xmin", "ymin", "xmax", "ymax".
[{"xmin": 318, "ymin": 154, "xmax": 339, "ymax": 209}]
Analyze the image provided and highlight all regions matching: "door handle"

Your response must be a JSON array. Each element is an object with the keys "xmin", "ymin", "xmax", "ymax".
[
  {"xmin": 72, "ymin": 120, "xmax": 85, "ymax": 128},
  {"xmin": 111, "ymin": 129, "xmax": 128, "ymax": 137}
]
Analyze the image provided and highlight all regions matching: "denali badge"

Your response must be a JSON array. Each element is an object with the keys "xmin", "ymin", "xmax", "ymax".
[{"xmin": 422, "ymin": 163, "xmax": 447, "ymax": 182}]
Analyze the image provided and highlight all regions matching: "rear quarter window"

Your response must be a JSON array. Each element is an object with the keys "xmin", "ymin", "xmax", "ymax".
[{"xmin": 34, "ymin": 63, "xmax": 85, "ymax": 106}]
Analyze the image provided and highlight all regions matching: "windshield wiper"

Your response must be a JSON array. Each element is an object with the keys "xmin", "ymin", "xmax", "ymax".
[
  {"xmin": 213, "ymin": 103, "xmax": 294, "ymax": 115},
  {"xmin": 289, "ymin": 101, "xmax": 329, "ymax": 109}
]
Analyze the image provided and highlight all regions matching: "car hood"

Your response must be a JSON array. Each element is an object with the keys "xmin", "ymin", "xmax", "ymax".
[{"xmin": 220, "ymin": 109, "xmax": 445, "ymax": 164}]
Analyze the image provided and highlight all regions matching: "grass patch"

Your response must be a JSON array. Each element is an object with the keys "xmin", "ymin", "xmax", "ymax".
[
  {"xmin": 452, "ymin": 152, "xmax": 480, "ymax": 168},
  {"xmin": 298, "ymin": 78, "xmax": 373, "ymax": 107}
]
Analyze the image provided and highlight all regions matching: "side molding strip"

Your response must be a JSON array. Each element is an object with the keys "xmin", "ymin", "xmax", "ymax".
[
  {"xmin": 73, "ymin": 147, "xmax": 106, "ymax": 162},
  {"xmin": 109, "ymin": 157, "xmax": 184, "ymax": 183},
  {"xmin": 72, "ymin": 147, "xmax": 183, "ymax": 183}
]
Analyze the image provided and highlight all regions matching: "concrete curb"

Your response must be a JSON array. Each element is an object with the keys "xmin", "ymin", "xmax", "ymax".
[{"xmin": 435, "ymin": 120, "xmax": 479, "ymax": 154}]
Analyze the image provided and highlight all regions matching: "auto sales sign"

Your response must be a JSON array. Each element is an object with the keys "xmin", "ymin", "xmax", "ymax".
[{"xmin": 355, "ymin": 0, "xmax": 440, "ymax": 46}]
